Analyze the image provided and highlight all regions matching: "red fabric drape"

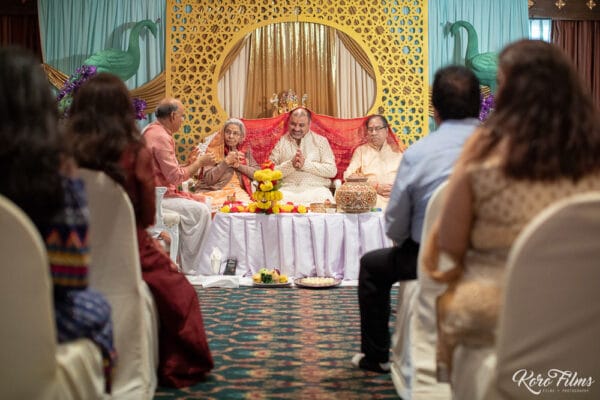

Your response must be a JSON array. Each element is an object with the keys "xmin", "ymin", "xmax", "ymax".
[
  {"xmin": 552, "ymin": 20, "xmax": 600, "ymax": 109},
  {"xmin": 241, "ymin": 108, "xmax": 404, "ymax": 181}
]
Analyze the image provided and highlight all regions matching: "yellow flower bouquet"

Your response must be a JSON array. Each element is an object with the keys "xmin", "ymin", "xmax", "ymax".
[
  {"xmin": 249, "ymin": 161, "xmax": 284, "ymax": 213},
  {"xmin": 218, "ymin": 161, "xmax": 307, "ymax": 214}
]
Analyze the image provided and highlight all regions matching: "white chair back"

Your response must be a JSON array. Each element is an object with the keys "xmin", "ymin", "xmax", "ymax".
[
  {"xmin": 391, "ymin": 181, "xmax": 451, "ymax": 400},
  {"xmin": 0, "ymin": 194, "xmax": 104, "ymax": 399},
  {"xmin": 80, "ymin": 168, "xmax": 158, "ymax": 400},
  {"xmin": 484, "ymin": 192, "xmax": 600, "ymax": 400}
]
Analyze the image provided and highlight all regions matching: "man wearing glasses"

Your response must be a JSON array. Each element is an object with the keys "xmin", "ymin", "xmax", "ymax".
[{"xmin": 343, "ymin": 114, "xmax": 404, "ymax": 210}]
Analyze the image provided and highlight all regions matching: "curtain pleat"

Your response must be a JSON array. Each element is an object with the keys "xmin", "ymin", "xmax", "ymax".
[
  {"xmin": 552, "ymin": 20, "xmax": 600, "ymax": 109},
  {"xmin": 218, "ymin": 40, "xmax": 249, "ymax": 119},
  {"xmin": 244, "ymin": 22, "xmax": 337, "ymax": 118},
  {"xmin": 335, "ymin": 35, "xmax": 375, "ymax": 118},
  {"xmin": 219, "ymin": 35, "xmax": 249, "ymax": 80},
  {"xmin": 336, "ymin": 31, "xmax": 374, "ymax": 79}
]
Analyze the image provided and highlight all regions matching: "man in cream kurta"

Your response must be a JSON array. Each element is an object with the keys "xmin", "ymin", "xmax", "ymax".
[
  {"xmin": 269, "ymin": 108, "xmax": 337, "ymax": 204},
  {"xmin": 343, "ymin": 115, "xmax": 403, "ymax": 210}
]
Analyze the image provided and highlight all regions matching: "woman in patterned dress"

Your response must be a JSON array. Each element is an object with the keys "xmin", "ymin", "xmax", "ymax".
[{"xmin": 0, "ymin": 47, "xmax": 116, "ymax": 392}]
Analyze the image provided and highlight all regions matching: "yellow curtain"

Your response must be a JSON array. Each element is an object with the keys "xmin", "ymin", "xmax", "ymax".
[{"xmin": 244, "ymin": 22, "xmax": 337, "ymax": 118}]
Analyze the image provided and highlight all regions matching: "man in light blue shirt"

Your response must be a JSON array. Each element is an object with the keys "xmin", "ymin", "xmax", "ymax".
[{"xmin": 352, "ymin": 65, "xmax": 482, "ymax": 373}]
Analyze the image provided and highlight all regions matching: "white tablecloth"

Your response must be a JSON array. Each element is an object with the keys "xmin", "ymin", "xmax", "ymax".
[{"xmin": 196, "ymin": 212, "xmax": 392, "ymax": 280}]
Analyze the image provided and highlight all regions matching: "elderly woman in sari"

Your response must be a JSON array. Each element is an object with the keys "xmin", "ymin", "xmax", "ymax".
[
  {"xmin": 195, "ymin": 118, "xmax": 259, "ymax": 204},
  {"xmin": 343, "ymin": 115, "xmax": 404, "ymax": 209}
]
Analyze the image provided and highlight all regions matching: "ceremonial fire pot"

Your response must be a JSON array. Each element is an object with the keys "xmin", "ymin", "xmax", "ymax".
[{"xmin": 335, "ymin": 177, "xmax": 377, "ymax": 213}]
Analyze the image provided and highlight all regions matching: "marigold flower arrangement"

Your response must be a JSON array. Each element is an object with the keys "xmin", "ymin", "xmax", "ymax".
[
  {"xmin": 249, "ymin": 161, "xmax": 284, "ymax": 212},
  {"xmin": 218, "ymin": 161, "xmax": 308, "ymax": 214}
]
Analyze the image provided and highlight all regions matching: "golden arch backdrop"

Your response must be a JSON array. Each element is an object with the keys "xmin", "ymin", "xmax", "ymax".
[{"xmin": 166, "ymin": 0, "xmax": 428, "ymax": 157}]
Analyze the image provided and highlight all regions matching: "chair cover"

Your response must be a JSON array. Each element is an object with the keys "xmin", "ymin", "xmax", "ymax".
[
  {"xmin": 0, "ymin": 195, "xmax": 105, "ymax": 400},
  {"xmin": 151, "ymin": 186, "xmax": 180, "ymax": 264},
  {"xmin": 391, "ymin": 181, "xmax": 451, "ymax": 400},
  {"xmin": 80, "ymin": 169, "xmax": 159, "ymax": 400},
  {"xmin": 483, "ymin": 192, "xmax": 600, "ymax": 400}
]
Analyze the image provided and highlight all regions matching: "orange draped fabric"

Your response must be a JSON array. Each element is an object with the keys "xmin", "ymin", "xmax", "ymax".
[{"xmin": 240, "ymin": 108, "xmax": 404, "ymax": 181}]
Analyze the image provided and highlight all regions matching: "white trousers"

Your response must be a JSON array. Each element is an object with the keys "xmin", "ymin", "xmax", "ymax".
[{"xmin": 162, "ymin": 196, "xmax": 211, "ymax": 274}]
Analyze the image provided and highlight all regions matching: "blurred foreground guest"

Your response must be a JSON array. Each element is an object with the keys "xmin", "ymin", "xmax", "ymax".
[
  {"xmin": 0, "ymin": 47, "xmax": 116, "ymax": 391},
  {"xmin": 425, "ymin": 40, "xmax": 600, "ymax": 388},
  {"xmin": 352, "ymin": 65, "xmax": 481, "ymax": 373},
  {"xmin": 68, "ymin": 73, "xmax": 213, "ymax": 387},
  {"xmin": 195, "ymin": 118, "xmax": 259, "ymax": 204},
  {"xmin": 143, "ymin": 97, "xmax": 213, "ymax": 274},
  {"xmin": 269, "ymin": 107, "xmax": 337, "ymax": 203},
  {"xmin": 344, "ymin": 114, "xmax": 404, "ymax": 209}
]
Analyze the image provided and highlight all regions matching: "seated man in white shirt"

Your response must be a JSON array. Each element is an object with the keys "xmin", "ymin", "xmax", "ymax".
[
  {"xmin": 269, "ymin": 107, "xmax": 337, "ymax": 204},
  {"xmin": 344, "ymin": 114, "xmax": 403, "ymax": 210}
]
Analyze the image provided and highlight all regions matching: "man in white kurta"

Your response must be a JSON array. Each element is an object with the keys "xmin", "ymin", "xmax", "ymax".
[
  {"xmin": 269, "ymin": 108, "xmax": 337, "ymax": 204},
  {"xmin": 343, "ymin": 115, "xmax": 403, "ymax": 209}
]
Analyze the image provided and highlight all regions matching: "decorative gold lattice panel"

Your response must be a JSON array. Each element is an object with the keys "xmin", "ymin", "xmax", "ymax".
[{"xmin": 167, "ymin": 0, "xmax": 428, "ymax": 159}]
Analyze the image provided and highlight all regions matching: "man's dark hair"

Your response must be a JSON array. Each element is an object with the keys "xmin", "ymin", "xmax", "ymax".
[
  {"xmin": 432, "ymin": 65, "xmax": 481, "ymax": 121},
  {"xmin": 155, "ymin": 102, "xmax": 179, "ymax": 118}
]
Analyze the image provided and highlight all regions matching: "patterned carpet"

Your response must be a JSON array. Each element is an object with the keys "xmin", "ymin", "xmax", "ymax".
[{"xmin": 154, "ymin": 286, "xmax": 400, "ymax": 399}]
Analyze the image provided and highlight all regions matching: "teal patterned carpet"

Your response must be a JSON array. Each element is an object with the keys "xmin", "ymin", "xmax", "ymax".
[{"xmin": 154, "ymin": 286, "xmax": 400, "ymax": 399}]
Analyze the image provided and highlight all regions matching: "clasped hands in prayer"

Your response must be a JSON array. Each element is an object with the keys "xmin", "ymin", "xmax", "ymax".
[
  {"xmin": 292, "ymin": 149, "xmax": 305, "ymax": 170},
  {"xmin": 224, "ymin": 150, "xmax": 246, "ymax": 169}
]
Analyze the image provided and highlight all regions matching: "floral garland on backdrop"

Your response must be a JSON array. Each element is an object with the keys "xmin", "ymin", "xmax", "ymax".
[
  {"xmin": 56, "ymin": 64, "xmax": 147, "ymax": 119},
  {"xmin": 220, "ymin": 161, "xmax": 308, "ymax": 214},
  {"xmin": 479, "ymin": 92, "xmax": 495, "ymax": 121}
]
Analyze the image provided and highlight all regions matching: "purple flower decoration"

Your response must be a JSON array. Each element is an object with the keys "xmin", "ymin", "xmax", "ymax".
[
  {"xmin": 479, "ymin": 93, "xmax": 495, "ymax": 121},
  {"xmin": 133, "ymin": 97, "xmax": 147, "ymax": 120},
  {"xmin": 57, "ymin": 65, "xmax": 98, "ymax": 118},
  {"xmin": 57, "ymin": 64, "xmax": 147, "ymax": 120}
]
